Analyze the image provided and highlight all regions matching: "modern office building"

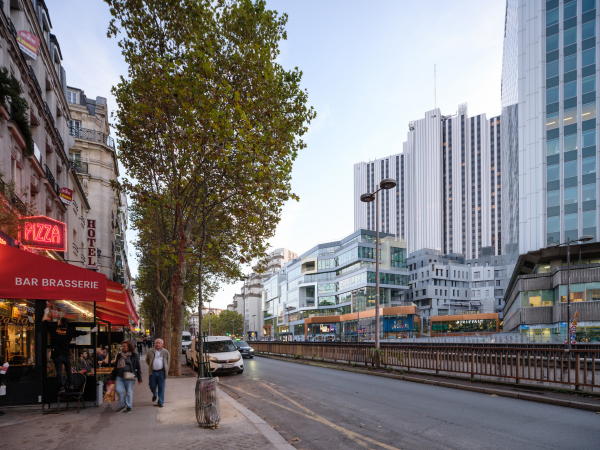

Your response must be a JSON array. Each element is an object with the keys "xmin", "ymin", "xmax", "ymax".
[
  {"xmin": 404, "ymin": 247, "xmax": 511, "ymax": 323},
  {"xmin": 262, "ymin": 229, "xmax": 416, "ymax": 341},
  {"xmin": 501, "ymin": 0, "xmax": 599, "ymax": 259},
  {"xmin": 355, "ymin": 105, "xmax": 502, "ymax": 260}
]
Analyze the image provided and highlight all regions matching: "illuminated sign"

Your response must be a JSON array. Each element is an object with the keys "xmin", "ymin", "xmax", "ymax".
[
  {"xmin": 19, "ymin": 216, "xmax": 66, "ymax": 251},
  {"xmin": 86, "ymin": 219, "xmax": 97, "ymax": 269},
  {"xmin": 0, "ymin": 230, "xmax": 16, "ymax": 247}
]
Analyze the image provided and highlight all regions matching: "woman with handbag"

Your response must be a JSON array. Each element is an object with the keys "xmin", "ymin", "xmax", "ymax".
[{"xmin": 110, "ymin": 340, "xmax": 142, "ymax": 413}]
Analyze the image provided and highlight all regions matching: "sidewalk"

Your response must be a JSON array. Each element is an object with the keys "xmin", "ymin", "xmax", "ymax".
[{"xmin": 0, "ymin": 356, "xmax": 293, "ymax": 450}]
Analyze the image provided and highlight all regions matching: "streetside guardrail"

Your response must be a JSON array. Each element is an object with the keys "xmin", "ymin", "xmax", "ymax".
[{"xmin": 251, "ymin": 342, "xmax": 600, "ymax": 392}]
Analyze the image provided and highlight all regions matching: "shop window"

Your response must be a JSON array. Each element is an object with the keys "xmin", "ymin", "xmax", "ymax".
[
  {"xmin": 0, "ymin": 300, "xmax": 36, "ymax": 383},
  {"xmin": 46, "ymin": 300, "xmax": 94, "ymax": 323}
]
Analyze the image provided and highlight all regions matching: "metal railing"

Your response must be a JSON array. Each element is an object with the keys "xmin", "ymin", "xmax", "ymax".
[
  {"xmin": 69, "ymin": 124, "xmax": 115, "ymax": 149},
  {"xmin": 7, "ymin": 18, "xmax": 16, "ymax": 38},
  {"xmin": 44, "ymin": 164, "xmax": 60, "ymax": 195},
  {"xmin": 69, "ymin": 160, "xmax": 88, "ymax": 174},
  {"xmin": 252, "ymin": 342, "xmax": 600, "ymax": 392},
  {"xmin": 28, "ymin": 65, "xmax": 42, "ymax": 96}
]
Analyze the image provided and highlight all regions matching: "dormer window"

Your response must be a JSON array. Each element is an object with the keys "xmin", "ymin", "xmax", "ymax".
[{"xmin": 67, "ymin": 90, "xmax": 78, "ymax": 104}]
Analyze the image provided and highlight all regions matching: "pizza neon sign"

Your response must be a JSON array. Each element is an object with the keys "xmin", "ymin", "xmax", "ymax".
[{"xmin": 19, "ymin": 216, "xmax": 67, "ymax": 251}]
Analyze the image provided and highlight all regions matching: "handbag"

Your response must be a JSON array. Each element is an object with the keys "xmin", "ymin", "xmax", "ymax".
[{"xmin": 123, "ymin": 371, "xmax": 135, "ymax": 380}]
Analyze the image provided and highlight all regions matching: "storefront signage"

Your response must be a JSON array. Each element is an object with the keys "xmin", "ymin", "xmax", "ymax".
[
  {"xmin": 17, "ymin": 30, "xmax": 40, "ymax": 60},
  {"xmin": 86, "ymin": 219, "xmax": 97, "ymax": 270},
  {"xmin": 59, "ymin": 187, "xmax": 73, "ymax": 206},
  {"xmin": 19, "ymin": 216, "xmax": 66, "ymax": 251}
]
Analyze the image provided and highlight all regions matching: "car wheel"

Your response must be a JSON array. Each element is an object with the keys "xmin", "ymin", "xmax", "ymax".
[{"xmin": 237, "ymin": 369, "xmax": 244, "ymax": 374}]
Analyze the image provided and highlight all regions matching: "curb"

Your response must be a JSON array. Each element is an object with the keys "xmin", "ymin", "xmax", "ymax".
[
  {"xmin": 219, "ymin": 389, "xmax": 295, "ymax": 449},
  {"xmin": 257, "ymin": 354, "xmax": 600, "ymax": 413}
]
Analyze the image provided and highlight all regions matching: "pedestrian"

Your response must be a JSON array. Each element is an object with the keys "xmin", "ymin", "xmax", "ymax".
[
  {"xmin": 136, "ymin": 338, "xmax": 143, "ymax": 355},
  {"xmin": 43, "ymin": 310, "xmax": 97, "ymax": 393},
  {"xmin": 145, "ymin": 338, "xmax": 170, "ymax": 408},
  {"xmin": 111, "ymin": 340, "xmax": 142, "ymax": 413}
]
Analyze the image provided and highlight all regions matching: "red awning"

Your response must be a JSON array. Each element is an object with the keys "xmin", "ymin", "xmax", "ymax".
[
  {"xmin": 0, "ymin": 243, "xmax": 106, "ymax": 302},
  {"xmin": 96, "ymin": 280, "xmax": 139, "ymax": 326}
]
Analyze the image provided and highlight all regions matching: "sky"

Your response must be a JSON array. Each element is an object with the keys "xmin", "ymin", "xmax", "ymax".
[{"xmin": 47, "ymin": 0, "xmax": 506, "ymax": 310}]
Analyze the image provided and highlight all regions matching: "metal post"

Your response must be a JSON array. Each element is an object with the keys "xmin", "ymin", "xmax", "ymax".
[
  {"xmin": 242, "ymin": 278, "xmax": 247, "ymax": 337},
  {"xmin": 375, "ymin": 192, "xmax": 380, "ymax": 351},
  {"xmin": 208, "ymin": 300, "xmax": 211, "ymax": 336},
  {"xmin": 566, "ymin": 238, "xmax": 571, "ymax": 353},
  {"xmin": 232, "ymin": 319, "xmax": 235, "ymax": 337}
]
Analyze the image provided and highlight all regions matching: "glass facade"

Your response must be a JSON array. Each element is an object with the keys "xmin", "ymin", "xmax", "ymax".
[{"xmin": 545, "ymin": 0, "xmax": 598, "ymax": 245}]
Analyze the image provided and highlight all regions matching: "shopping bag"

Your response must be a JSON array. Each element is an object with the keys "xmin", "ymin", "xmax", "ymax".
[{"xmin": 103, "ymin": 380, "xmax": 119, "ymax": 403}]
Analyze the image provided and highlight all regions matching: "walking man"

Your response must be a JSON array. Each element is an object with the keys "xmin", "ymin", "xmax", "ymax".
[
  {"xmin": 145, "ymin": 338, "xmax": 170, "ymax": 407},
  {"xmin": 136, "ymin": 338, "xmax": 143, "ymax": 355}
]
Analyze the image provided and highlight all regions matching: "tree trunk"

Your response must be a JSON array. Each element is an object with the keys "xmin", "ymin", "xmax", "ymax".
[
  {"xmin": 161, "ymin": 300, "xmax": 172, "ymax": 351},
  {"xmin": 169, "ymin": 293, "xmax": 186, "ymax": 376}
]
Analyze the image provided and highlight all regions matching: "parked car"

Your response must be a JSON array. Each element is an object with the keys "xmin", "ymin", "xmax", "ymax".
[
  {"xmin": 182, "ymin": 331, "xmax": 192, "ymax": 354},
  {"xmin": 234, "ymin": 340, "xmax": 255, "ymax": 358},
  {"xmin": 187, "ymin": 336, "xmax": 243, "ymax": 374}
]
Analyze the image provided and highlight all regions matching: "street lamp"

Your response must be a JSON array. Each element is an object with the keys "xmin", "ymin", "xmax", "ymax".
[
  {"xmin": 241, "ymin": 275, "xmax": 249, "ymax": 338},
  {"xmin": 231, "ymin": 318, "xmax": 235, "ymax": 337},
  {"xmin": 252, "ymin": 314, "xmax": 256, "ymax": 341},
  {"xmin": 360, "ymin": 177, "xmax": 397, "ymax": 357},
  {"xmin": 547, "ymin": 235, "xmax": 593, "ymax": 351},
  {"xmin": 207, "ymin": 299, "xmax": 212, "ymax": 336}
]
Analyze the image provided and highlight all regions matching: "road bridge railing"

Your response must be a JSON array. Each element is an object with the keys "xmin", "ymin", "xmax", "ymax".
[{"xmin": 251, "ymin": 342, "xmax": 600, "ymax": 393}]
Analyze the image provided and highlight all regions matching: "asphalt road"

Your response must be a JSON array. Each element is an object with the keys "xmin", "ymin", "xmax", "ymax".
[{"xmin": 217, "ymin": 356, "xmax": 600, "ymax": 450}]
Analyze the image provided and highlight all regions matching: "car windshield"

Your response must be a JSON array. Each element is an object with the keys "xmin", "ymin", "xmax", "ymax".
[
  {"xmin": 236, "ymin": 341, "xmax": 249, "ymax": 347},
  {"xmin": 182, "ymin": 337, "xmax": 191, "ymax": 342},
  {"xmin": 204, "ymin": 340, "xmax": 236, "ymax": 353}
]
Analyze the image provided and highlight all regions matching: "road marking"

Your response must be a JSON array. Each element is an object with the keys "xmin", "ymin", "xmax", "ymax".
[{"xmin": 258, "ymin": 381, "xmax": 401, "ymax": 450}]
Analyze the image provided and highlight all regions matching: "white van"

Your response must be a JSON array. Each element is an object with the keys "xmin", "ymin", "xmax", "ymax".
[
  {"xmin": 182, "ymin": 331, "xmax": 192, "ymax": 354},
  {"xmin": 186, "ymin": 336, "xmax": 243, "ymax": 375}
]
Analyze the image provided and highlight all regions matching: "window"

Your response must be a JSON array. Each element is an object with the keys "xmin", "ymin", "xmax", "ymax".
[
  {"xmin": 583, "ymin": 20, "xmax": 596, "ymax": 40},
  {"xmin": 68, "ymin": 120, "xmax": 82, "ymax": 138},
  {"xmin": 564, "ymin": 81, "xmax": 577, "ymax": 99},
  {"xmin": 564, "ymin": 213, "xmax": 578, "ymax": 231},
  {"xmin": 583, "ymin": 129, "xmax": 597, "ymax": 148},
  {"xmin": 67, "ymin": 91, "xmax": 78, "ymax": 104},
  {"xmin": 547, "ymin": 138, "xmax": 559, "ymax": 155},
  {"xmin": 547, "ymin": 34, "xmax": 559, "ymax": 52},
  {"xmin": 546, "ymin": 8, "xmax": 559, "ymax": 27},
  {"xmin": 583, "ymin": 48, "xmax": 596, "ymax": 67},
  {"xmin": 583, "ymin": 183, "xmax": 597, "ymax": 202},
  {"xmin": 547, "ymin": 61, "xmax": 559, "ymax": 78},
  {"xmin": 547, "ymin": 190, "xmax": 560, "ymax": 207},
  {"xmin": 563, "ymin": 27, "xmax": 577, "ymax": 47},
  {"xmin": 564, "ymin": 160, "xmax": 578, "ymax": 178},
  {"xmin": 582, "ymin": 75, "xmax": 596, "ymax": 94},
  {"xmin": 583, "ymin": 156, "xmax": 597, "ymax": 175},
  {"xmin": 583, "ymin": 210, "xmax": 597, "ymax": 228},
  {"xmin": 564, "ymin": 134, "xmax": 578, "ymax": 153},
  {"xmin": 583, "ymin": 0, "xmax": 597, "ymax": 13},
  {"xmin": 564, "ymin": 186, "xmax": 578, "ymax": 204},
  {"xmin": 547, "ymin": 113, "xmax": 559, "ymax": 130},
  {"xmin": 582, "ymin": 103, "xmax": 596, "ymax": 121},
  {"xmin": 548, "ymin": 216, "xmax": 560, "ymax": 233},
  {"xmin": 546, "ymin": 86, "xmax": 559, "ymax": 104},
  {"xmin": 563, "ymin": 109, "xmax": 576, "ymax": 127},
  {"xmin": 547, "ymin": 164, "xmax": 560, "ymax": 181},
  {"xmin": 564, "ymin": 54, "xmax": 577, "ymax": 73}
]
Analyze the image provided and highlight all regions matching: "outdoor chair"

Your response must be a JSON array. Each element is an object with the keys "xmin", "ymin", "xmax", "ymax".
[{"xmin": 57, "ymin": 373, "xmax": 87, "ymax": 413}]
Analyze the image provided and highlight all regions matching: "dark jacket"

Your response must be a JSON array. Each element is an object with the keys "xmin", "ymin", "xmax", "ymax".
[
  {"xmin": 45, "ymin": 321, "xmax": 88, "ymax": 357},
  {"xmin": 111, "ymin": 352, "xmax": 142, "ymax": 382}
]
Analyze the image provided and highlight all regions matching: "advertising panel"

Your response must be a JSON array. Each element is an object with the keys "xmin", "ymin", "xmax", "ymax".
[
  {"xmin": 17, "ymin": 30, "xmax": 40, "ymax": 60},
  {"xmin": 59, "ymin": 187, "xmax": 73, "ymax": 206}
]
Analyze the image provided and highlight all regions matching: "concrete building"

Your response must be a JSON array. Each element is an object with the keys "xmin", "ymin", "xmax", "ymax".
[
  {"xmin": 354, "ymin": 105, "xmax": 502, "ymax": 260},
  {"xmin": 0, "ymin": 0, "xmax": 70, "ymax": 243},
  {"xmin": 262, "ymin": 230, "xmax": 414, "ymax": 341},
  {"xmin": 405, "ymin": 247, "xmax": 511, "ymax": 324},
  {"xmin": 229, "ymin": 248, "xmax": 298, "ymax": 339},
  {"xmin": 66, "ymin": 86, "xmax": 130, "ymax": 286},
  {"xmin": 501, "ymin": 0, "xmax": 600, "ymax": 258}
]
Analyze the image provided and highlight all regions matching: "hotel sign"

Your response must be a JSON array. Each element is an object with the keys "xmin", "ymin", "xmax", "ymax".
[
  {"xmin": 19, "ymin": 216, "xmax": 66, "ymax": 252},
  {"xmin": 86, "ymin": 219, "xmax": 97, "ymax": 270}
]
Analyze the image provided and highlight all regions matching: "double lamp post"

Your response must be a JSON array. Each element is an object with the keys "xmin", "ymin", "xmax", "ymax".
[{"xmin": 360, "ymin": 177, "xmax": 397, "ymax": 355}]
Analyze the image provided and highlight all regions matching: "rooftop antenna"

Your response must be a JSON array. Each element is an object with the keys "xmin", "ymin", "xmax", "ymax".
[{"xmin": 434, "ymin": 64, "xmax": 437, "ymax": 109}]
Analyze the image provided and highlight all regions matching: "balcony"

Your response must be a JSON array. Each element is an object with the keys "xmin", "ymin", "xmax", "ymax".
[
  {"xmin": 44, "ymin": 164, "xmax": 60, "ymax": 195},
  {"xmin": 7, "ymin": 18, "xmax": 16, "ymax": 38},
  {"xmin": 69, "ymin": 124, "xmax": 116, "ymax": 149},
  {"xmin": 69, "ymin": 160, "xmax": 88, "ymax": 174},
  {"xmin": 28, "ymin": 65, "xmax": 42, "ymax": 97}
]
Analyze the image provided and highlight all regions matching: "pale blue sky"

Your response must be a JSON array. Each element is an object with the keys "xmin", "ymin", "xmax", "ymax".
[{"xmin": 47, "ymin": 0, "xmax": 506, "ymax": 310}]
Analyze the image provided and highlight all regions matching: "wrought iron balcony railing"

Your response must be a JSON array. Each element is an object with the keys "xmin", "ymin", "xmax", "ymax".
[
  {"xmin": 28, "ymin": 65, "xmax": 42, "ymax": 96},
  {"xmin": 69, "ymin": 124, "xmax": 116, "ymax": 150},
  {"xmin": 44, "ymin": 164, "xmax": 60, "ymax": 195},
  {"xmin": 7, "ymin": 18, "xmax": 16, "ymax": 38}
]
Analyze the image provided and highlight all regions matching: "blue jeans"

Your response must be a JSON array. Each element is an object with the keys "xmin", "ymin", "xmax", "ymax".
[
  {"xmin": 149, "ymin": 370, "xmax": 166, "ymax": 405},
  {"xmin": 116, "ymin": 376, "xmax": 135, "ymax": 409}
]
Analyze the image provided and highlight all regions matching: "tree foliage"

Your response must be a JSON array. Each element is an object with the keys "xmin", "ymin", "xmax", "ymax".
[
  {"xmin": 202, "ymin": 309, "xmax": 244, "ymax": 337},
  {"xmin": 106, "ymin": 0, "xmax": 314, "ymax": 375}
]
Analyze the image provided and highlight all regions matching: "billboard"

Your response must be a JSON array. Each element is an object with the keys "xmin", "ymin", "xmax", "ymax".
[
  {"xmin": 19, "ymin": 216, "xmax": 67, "ymax": 252},
  {"xmin": 59, "ymin": 187, "xmax": 73, "ymax": 206}
]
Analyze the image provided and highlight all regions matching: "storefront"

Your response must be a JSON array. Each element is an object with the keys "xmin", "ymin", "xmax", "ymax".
[
  {"xmin": 430, "ymin": 313, "xmax": 500, "ymax": 336},
  {"xmin": 0, "ymin": 242, "xmax": 106, "ymax": 406}
]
